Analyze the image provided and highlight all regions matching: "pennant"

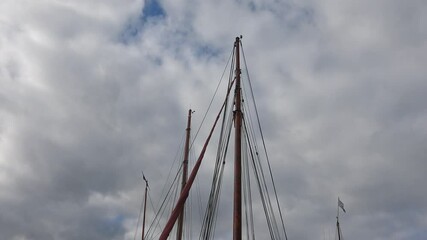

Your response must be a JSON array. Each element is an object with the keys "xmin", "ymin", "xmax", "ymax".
[{"xmin": 338, "ymin": 198, "xmax": 346, "ymax": 213}]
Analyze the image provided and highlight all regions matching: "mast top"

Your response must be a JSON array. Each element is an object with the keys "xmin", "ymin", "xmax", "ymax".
[{"xmin": 235, "ymin": 35, "xmax": 242, "ymax": 45}]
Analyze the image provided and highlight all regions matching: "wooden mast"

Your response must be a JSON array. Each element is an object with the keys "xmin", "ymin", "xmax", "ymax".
[
  {"xmin": 177, "ymin": 109, "xmax": 192, "ymax": 240},
  {"xmin": 233, "ymin": 36, "xmax": 243, "ymax": 240}
]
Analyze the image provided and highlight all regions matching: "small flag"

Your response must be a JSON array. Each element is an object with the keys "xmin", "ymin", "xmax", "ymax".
[
  {"xmin": 338, "ymin": 198, "xmax": 346, "ymax": 213},
  {"xmin": 141, "ymin": 171, "xmax": 149, "ymax": 187},
  {"xmin": 141, "ymin": 171, "xmax": 147, "ymax": 181}
]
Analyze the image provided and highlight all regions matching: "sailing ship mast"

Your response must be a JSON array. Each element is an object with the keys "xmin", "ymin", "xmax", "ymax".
[
  {"xmin": 176, "ymin": 109, "xmax": 193, "ymax": 240},
  {"xmin": 233, "ymin": 36, "xmax": 243, "ymax": 240},
  {"xmin": 141, "ymin": 173, "xmax": 149, "ymax": 240}
]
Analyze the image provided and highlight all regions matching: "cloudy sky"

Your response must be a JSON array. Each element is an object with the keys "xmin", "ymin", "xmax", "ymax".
[{"xmin": 1, "ymin": 0, "xmax": 427, "ymax": 239}]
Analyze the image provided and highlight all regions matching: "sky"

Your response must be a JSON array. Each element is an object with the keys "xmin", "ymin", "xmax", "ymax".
[{"xmin": 1, "ymin": 0, "xmax": 427, "ymax": 239}]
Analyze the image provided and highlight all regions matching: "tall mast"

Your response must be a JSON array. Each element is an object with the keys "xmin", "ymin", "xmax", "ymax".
[
  {"xmin": 141, "ymin": 174, "xmax": 148, "ymax": 240},
  {"xmin": 336, "ymin": 197, "xmax": 345, "ymax": 240},
  {"xmin": 233, "ymin": 36, "xmax": 243, "ymax": 240},
  {"xmin": 177, "ymin": 109, "xmax": 192, "ymax": 240},
  {"xmin": 336, "ymin": 216, "xmax": 341, "ymax": 240}
]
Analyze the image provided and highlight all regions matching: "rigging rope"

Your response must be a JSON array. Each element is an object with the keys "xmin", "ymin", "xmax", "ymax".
[
  {"xmin": 133, "ymin": 179, "xmax": 146, "ymax": 240},
  {"xmin": 190, "ymin": 47, "xmax": 234, "ymax": 150},
  {"xmin": 199, "ymin": 49, "xmax": 236, "ymax": 240},
  {"xmin": 199, "ymin": 103, "xmax": 233, "ymax": 239},
  {"xmin": 242, "ymin": 134, "xmax": 255, "ymax": 240},
  {"xmin": 158, "ymin": 76, "xmax": 236, "ymax": 240},
  {"xmin": 145, "ymin": 164, "xmax": 183, "ymax": 239},
  {"xmin": 141, "ymin": 131, "xmax": 187, "ymax": 239},
  {"xmin": 145, "ymin": 40, "xmax": 289, "ymax": 240},
  {"xmin": 243, "ymin": 116, "xmax": 279, "ymax": 239},
  {"xmin": 196, "ymin": 40, "xmax": 289, "ymax": 240},
  {"xmin": 241, "ymin": 41, "xmax": 289, "ymax": 240}
]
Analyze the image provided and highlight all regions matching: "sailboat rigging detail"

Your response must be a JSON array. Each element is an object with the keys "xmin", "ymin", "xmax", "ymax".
[{"xmin": 145, "ymin": 37, "xmax": 288, "ymax": 240}]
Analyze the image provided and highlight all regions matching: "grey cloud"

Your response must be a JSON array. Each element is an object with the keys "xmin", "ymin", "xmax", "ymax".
[{"xmin": 1, "ymin": 0, "xmax": 427, "ymax": 239}]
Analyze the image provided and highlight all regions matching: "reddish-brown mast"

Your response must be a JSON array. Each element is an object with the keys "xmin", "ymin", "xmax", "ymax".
[
  {"xmin": 233, "ymin": 36, "xmax": 242, "ymax": 240},
  {"xmin": 176, "ymin": 109, "xmax": 192, "ymax": 240}
]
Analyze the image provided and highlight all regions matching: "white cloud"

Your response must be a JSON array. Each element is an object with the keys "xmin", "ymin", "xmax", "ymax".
[{"xmin": 1, "ymin": 0, "xmax": 426, "ymax": 239}]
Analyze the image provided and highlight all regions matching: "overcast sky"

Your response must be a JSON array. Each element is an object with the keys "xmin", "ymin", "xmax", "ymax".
[{"xmin": 1, "ymin": 0, "xmax": 427, "ymax": 239}]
